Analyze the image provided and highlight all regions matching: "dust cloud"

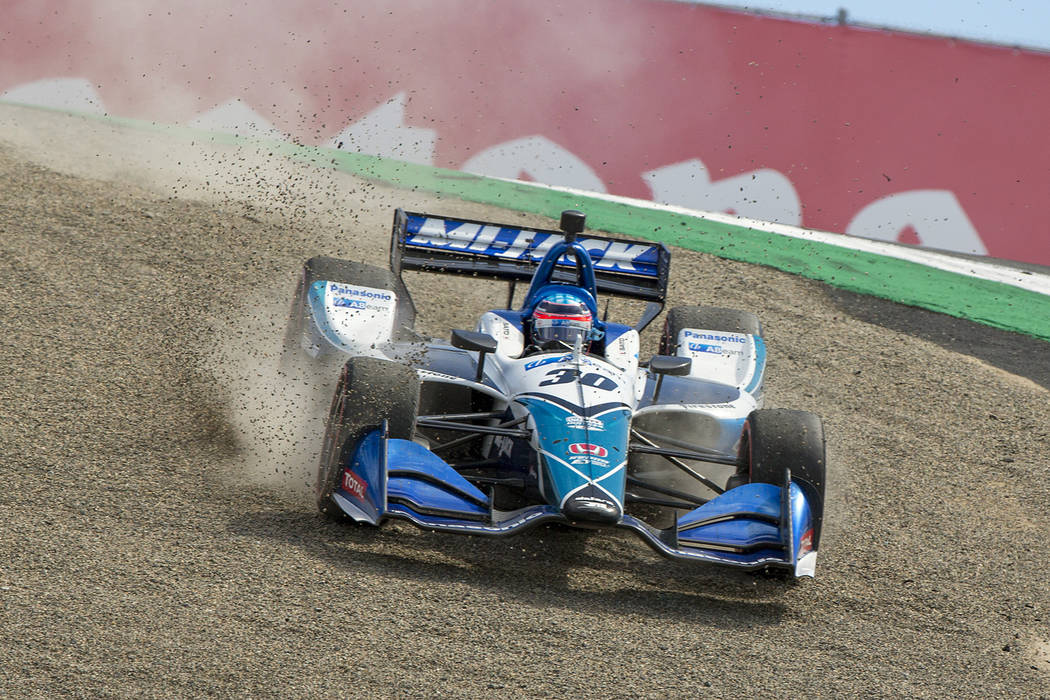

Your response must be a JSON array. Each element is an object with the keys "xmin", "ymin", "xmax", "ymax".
[{"xmin": 203, "ymin": 286, "xmax": 339, "ymax": 501}]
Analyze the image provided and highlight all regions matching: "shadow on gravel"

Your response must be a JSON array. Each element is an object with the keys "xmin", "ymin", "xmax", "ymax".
[
  {"xmin": 228, "ymin": 508, "xmax": 790, "ymax": 626},
  {"xmin": 826, "ymin": 287, "xmax": 1050, "ymax": 390}
]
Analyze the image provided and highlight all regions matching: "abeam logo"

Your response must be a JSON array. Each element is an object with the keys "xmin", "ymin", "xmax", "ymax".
[
  {"xmin": 688, "ymin": 342, "xmax": 723, "ymax": 354},
  {"xmin": 333, "ymin": 297, "xmax": 367, "ymax": 310},
  {"xmin": 569, "ymin": 443, "xmax": 608, "ymax": 458}
]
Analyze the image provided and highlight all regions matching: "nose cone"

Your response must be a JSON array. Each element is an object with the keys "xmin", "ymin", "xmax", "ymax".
[{"xmin": 563, "ymin": 486, "xmax": 621, "ymax": 525}]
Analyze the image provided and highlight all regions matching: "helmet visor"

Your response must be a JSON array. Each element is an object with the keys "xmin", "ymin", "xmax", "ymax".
[{"xmin": 533, "ymin": 312, "xmax": 591, "ymax": 344}]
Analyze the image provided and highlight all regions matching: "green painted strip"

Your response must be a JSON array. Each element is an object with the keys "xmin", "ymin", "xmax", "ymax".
[{"xmin": 13, "ymin": 105, "xmax": 1050, "ymax": 342}]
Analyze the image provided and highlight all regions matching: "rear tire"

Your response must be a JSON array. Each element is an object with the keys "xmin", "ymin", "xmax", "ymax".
[
  {"xmin": 659, "ymin": 306, "xmax": 762, "ymax": 355},
  {"xmin": 735, "ymin": 408, "xmax": 826, "ymax": 548},
  {"xmin": 315, "ymin": 357, "xmax": 420, "ymax": 521}
]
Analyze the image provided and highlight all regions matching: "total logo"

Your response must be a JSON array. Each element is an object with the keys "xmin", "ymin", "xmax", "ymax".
[
  {"xmin": 569, "ymin": 443, "xmax": 608, "ymax": 458},
  {"xmin": 342, "ymin": 469, "xmax": 367, "ymax": 501},
  {"xmin": 799, "ymin": 527, "xmax": 814, "ymax": 555},
  {"xmin": 329, "ymin": 283, "xmax": 393, "ymax": 302}
]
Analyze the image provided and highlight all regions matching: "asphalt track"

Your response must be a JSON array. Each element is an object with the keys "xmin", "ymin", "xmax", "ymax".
[{"xmin": 2, "ymin": 104, "xmax": 1049, "ymax": 698}]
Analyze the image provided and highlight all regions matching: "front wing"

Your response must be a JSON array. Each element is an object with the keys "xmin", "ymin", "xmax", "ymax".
[{"xmin": 332, "ymin": 425, "xmax": 819, "ymax": 578}]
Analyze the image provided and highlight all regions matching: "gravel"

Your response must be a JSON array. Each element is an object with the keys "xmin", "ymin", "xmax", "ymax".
[{"xmin": 1, "ymin": 104, "xmax": 1048, "ymax": 699}]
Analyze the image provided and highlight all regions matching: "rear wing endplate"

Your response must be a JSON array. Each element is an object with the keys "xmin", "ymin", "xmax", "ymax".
[{"xmin": 390, "ymin": 209, "xmax": 670, "ymax": 305}]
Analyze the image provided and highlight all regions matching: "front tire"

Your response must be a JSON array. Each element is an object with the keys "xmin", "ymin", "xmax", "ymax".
[
  {"xmin": 315, "ymin": 356, "xmax": 420, "ymax": 521},
  {"xmin": 733, "ymin": 408, "xmax": 826, "ymax": 548}
]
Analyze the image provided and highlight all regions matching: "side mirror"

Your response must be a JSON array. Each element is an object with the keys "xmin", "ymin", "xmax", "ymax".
[
  {"xmin": 649, "ymin": 355, "xmax": 692, "ymax": 376},
  {"xmin": 451, "ymin": 330, "xmax": 499, "ymax": 382},
  {"xmin": 648, "ymin": 354, "xmax": 691, "ymax": 401},
  {"xmin": 451, "ymin": 329, "xmax": 498, "ymax": 353}
]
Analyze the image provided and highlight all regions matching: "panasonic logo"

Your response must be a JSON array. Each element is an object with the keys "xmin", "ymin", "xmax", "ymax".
[
  {"xmin": 329, "ymin": 283, "xmax": 393, "ymax": 301},
  {"xmin": 684, "ymin": 331, "xmax": 746, "ymax": 343}
]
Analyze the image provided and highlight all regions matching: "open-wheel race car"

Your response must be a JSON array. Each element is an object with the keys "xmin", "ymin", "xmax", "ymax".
[{"xmin": 282, "ymin": 209, "xmax": 827, "ymax": 577}]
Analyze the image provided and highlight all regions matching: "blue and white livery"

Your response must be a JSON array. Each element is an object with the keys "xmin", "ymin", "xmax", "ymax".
[{"xmin": 284, "ymin": 209, "xmax": 828, "ymax": 578}]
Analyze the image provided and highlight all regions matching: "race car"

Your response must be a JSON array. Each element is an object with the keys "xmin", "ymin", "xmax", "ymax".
[{"xmin": 282, "ymin": 209, "xmax": 827, "ymax": 577}]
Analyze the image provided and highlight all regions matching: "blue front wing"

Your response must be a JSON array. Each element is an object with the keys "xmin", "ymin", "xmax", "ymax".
[{"xmin": 331, "ymin": 428, "xmax": 819, "ymax": 577}]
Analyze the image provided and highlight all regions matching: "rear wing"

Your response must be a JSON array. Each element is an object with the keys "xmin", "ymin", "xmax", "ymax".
[{"xmin": 390, "ymin": 209, "xmax": 670, "ymax": 305}]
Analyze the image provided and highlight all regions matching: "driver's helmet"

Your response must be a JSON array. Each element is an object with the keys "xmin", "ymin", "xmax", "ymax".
[{"xmin": 532, "ymin": 291, "xmax": 593, "ymax": 346}]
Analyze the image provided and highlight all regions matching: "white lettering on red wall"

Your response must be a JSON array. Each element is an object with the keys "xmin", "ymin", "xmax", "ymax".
[{"xmin": 1, "ymin": 1, "xmax": 1045, "ymax": 264}]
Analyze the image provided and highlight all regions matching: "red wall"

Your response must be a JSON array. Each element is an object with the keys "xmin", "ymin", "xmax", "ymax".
[{"xmin": 3, "ymin": 0, "xmax": 1047, "ymax": 264}]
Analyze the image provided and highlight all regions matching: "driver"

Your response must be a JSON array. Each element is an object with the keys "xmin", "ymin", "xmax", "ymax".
[{"xmin": 529, "ymin": 291, "xmax": 594, "ymax": 351}]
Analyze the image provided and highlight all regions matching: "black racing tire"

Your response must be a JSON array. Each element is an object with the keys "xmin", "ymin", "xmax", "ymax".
[
  {"xmin": 659, "ymin": 306, "xmax": 763, "ymax": 355},
  {"xmin": 736, "ymin": 408, "xmax": 826, "ymax": 548},
  {"xmin": 281, "ymin": 256, "xmax": 416, "ymax": 370},
  {"xmin": 315, "ymin": 356, "xmax": 420, "ymax": 521}
]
